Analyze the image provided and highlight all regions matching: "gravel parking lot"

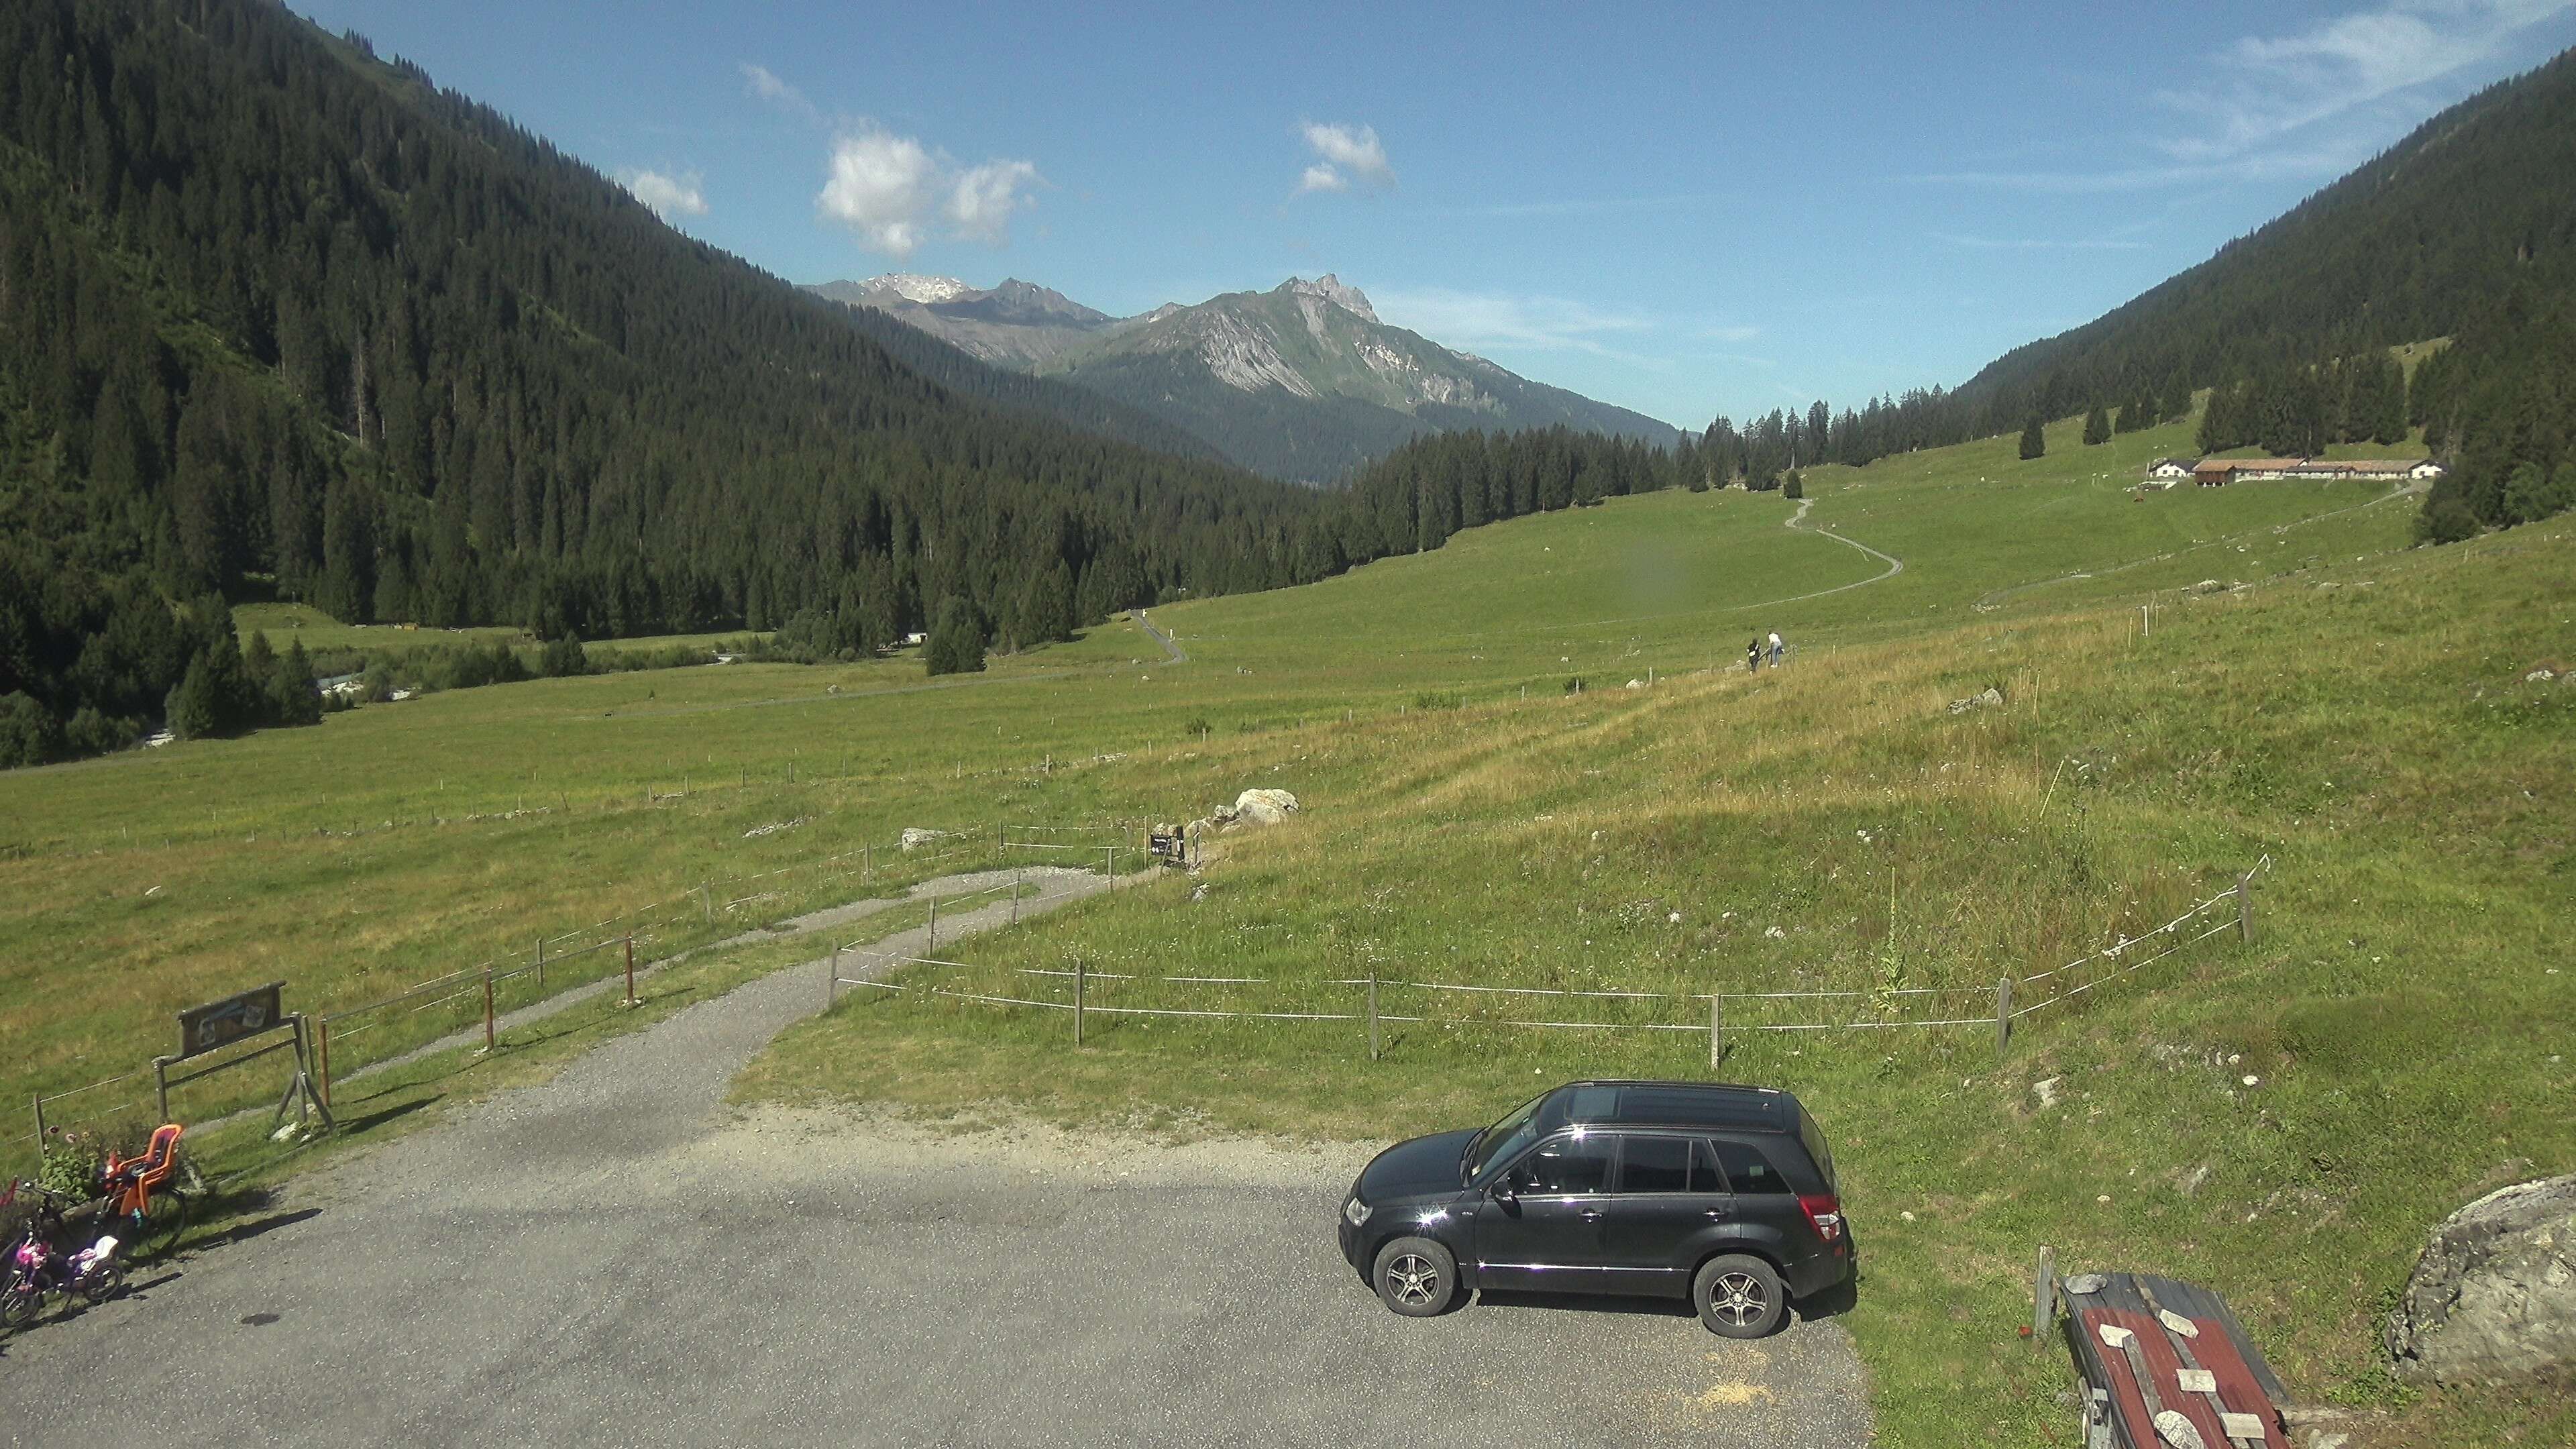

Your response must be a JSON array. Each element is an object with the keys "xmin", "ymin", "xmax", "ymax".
[{"xmin": 1, "ymin": 885, "xmax": 1872, "ymax": 1447}]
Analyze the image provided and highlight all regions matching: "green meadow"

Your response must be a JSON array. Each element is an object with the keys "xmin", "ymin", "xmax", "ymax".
[{"xmin": 5, "ymin": 407, "xmax": 2568, "ymax": 1446}]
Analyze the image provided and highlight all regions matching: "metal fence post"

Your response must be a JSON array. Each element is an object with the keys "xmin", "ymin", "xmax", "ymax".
[
  {"xmin": 483, "ymin": 963, "xmax": 497, "ymax": 1053},
  {"xmin": 2236, "ymin": 869, "xmax": 2257, "ymax": 944},
  {"xmin": 1073, "ymin": 957, "xmax": 1087, "ymax": 1046},
  {"xmin": 1995, "ymin": 975, "xmax": 2013, "ymax": 1057},
  {"xmin": 2033, "ymin": 1245, "xmax": 2057, "ymax": 1342},
  {"xmin": 1709, "ymin": 994, "xmax": 1725, "ymax": 1069},
  {"xmin": 1367, "ymin": 970, "xmax": 1381, "ymax": 1062}
]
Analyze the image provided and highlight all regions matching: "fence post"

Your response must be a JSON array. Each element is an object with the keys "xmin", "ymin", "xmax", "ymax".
[
  {"xmin": 1995, "ymin": 975, "xmax": 2014, "ymax": 1057},
  {"xmin": 623, "ymin": 934, "xmax": 636, "ymax": 1006},
  {"xmin": 1709, "ymin": 994, "xmax": 1725, "ymax": 1069},
  {"xmin": 483, "ymin": 963, "xmax": 497, "ymax": 1054},
  {"xmin": 700, "ymin": 881, "xmax": 712, "ymax": 923},
  {"xmin": 1367, "ymin": 970, "xmax": 1381, "ymax": 1062},
  {"xmin": 317, "ymin": 1017, "xmax": 333, "ymax": 1110},
  {"xmin": 2141, "ymin": 604, "xmax": 2150, "ymax": 639},
  {"xmin": 2033, "ymin": 1245, "xmax": 2057, "ymax": 1342},
  {"xmin": 1073, "ymin": 957, "xmax": 1087, "ymax": 1046},
  {"xmin": 535, "ymin": 934, "xmax": 546, "ymax": 993},
  {"xmin": 2236, "ymin": 869, "xmax": 2257, "ymax": 944},
  {"xmin": 1012, "ymin": 865, "xmax": 1022, "ymax": 924},
  {"xmin": 30, "ymin": 1092, "xmax": 44, "ymax": 1150},
  {"xmin": 864, "ymin": 843, "xmax": 872, "ymax": 883},
  {"xmin": 927, "ymin": 896, "xmax": 937, "ymax": 956},
  {"xmin": 154, "ymin": 1057, "xmax": 172, "ymax": 1122},
  {"xmin": 828, "ymin": 946, "xmax": 841, "ymax": 1009}
]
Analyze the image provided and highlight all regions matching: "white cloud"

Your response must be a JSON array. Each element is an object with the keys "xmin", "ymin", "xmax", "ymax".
[
  {"xmin": 948, "ymin": 159, "xmax": 1041, "ymax": 243},
  {"xmin": 740, "ymin": 62, "xmax": 821, "ymax": 124},
  {"xmin": 1373, "ymin": 286, "xmax": 1654, "ymax": 361},
  {"xmin": 621, "ymin": 168, "xmax": 708, "ymax": 221},
  {"xmin": 1295, "ymin": 121, "xmax": 1394, "ymax": 195},
  {"xmin": 1933, "ymin": 232, "xmax": 2151, "ymax": 251},
  {"xmin": 2157, "ymin": 1, "xmax": 2569, "ymax": 161},
  {"xmin": 1925, "ymin": 1, "xmax": 2569, "ymax": 193},
  {"xmin": 816, "ymin": 126, "xmax": 1042, "ymax": 258}
]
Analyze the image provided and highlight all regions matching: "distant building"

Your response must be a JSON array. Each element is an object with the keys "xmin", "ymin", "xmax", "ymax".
[
  {"xmin": 2193, "ymin": 457, "xmax": 2443, "ymax": 487},
  {"xmin": 2147, "ymin": 458, "xmax": 2195, "ymax": 480}
]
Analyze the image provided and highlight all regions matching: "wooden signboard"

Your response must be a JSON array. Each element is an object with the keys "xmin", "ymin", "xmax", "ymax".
[{"xmin": 175, "ymin": 981, "xmax": 286, "ymax": 1060}]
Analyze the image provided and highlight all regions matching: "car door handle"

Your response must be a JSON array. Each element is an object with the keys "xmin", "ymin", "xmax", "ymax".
[
  {"xmin": 1703, "ymin": 1208, "xmax": 1733, "ymax": 1219},
  {"xmin": 1578, "ymin": 1209, "xmax": 1604, "ymax": 1222}
]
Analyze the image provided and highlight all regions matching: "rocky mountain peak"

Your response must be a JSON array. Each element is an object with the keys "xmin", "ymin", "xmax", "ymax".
[
  {"xmin": 1278, "ymin": 274, "xmax": 1377, "ymax": 324},
  {"xmin": 863, "ymin": 273, "xmax": 974, "ymax": 305}
]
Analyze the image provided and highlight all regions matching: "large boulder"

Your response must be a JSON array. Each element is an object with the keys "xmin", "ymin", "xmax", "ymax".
[
  {"xmin": 2385, "ymin": 1175, "xmax": 2576, "ymax": 1386},
  {"xmin": 899, "ymin": 828, "xmax": 951, "ymax": 852},
  {"xmin": 1216, "ymin": 789, "xmax": 1299, "ymax": 830}
]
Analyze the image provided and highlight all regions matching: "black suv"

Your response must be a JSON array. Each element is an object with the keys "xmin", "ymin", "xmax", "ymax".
[{"xmin": 1337, "ymin": 1080, "xmax": 1851, "ymax": 1337}]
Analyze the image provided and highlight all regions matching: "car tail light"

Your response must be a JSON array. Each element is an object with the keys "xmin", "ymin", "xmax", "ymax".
[{"xmin": 1799, "ymin": 1193, "xmax": 1843, "ymax": 1244}]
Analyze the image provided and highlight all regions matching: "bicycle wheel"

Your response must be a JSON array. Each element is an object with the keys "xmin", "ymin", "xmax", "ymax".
[
  {"xmin": 125, "ymin": 1186, "xmax": 193, "ymax": 1260},
  {"xmin": 0, "ymin": 1281, "xmax": 38, "ymax": 1331}
]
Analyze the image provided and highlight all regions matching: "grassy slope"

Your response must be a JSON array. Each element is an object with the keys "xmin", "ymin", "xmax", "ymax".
[{"xmin": 5, "ymin": 411, "xmax": 2567, "ymax": 1442}]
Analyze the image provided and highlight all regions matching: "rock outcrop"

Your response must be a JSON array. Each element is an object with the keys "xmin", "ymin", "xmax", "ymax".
[
  {"xmin": 1947, "ymin": 685, "xmax": 2007, "ymax": 715},
  {"xmin": 900, "ymin": 828, "xmax": 951, "ymax": 851},
  {"xmin": 1209, "ymin": 789, "xmax": 1299, "ymax": 830},
  {"xmin": 2385, "ymin": 1174, "xmax": 2576, "ymax": 1385}
]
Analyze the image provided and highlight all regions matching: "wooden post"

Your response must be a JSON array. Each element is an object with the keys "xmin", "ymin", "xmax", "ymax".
[
  {"xmin": 828, "ymin": 946, "xmax": 841, "ymax": 1008},
  {"xmin": 1367, "ymin": 970, "xmax": 1381, "ymax": 1062},
  {"xmin": 2140, "ymin": 604, "xmax": 2149, "ymax": 639},
  {"xmin": 2033, "ymin": 1245, "xmax": 2057, "ymax": 1342},
  {"xmin": 1012, "ymin": 865, "xmax": 1022, "ymax": 924},
  {"xmin": 1709, "ymin": 994, "xmax": 1725, "ymax": 1069},
  {"xmin": 154, "ymin": 1057, "xmax": 171, "ymax": 1122},
  {"xmin": 1995, "ymin": 975, "xmax": 2013, "ymax": 1057},
  {"xmin": 535, "ymin": 934, "xmax": 546, "ymax": 993},
  {"xmin": 926, "ymin": 896, "xmax": 938, "ymax": 956},
  {"xmin": 1073, "ymin": 957, "xmax": 1087, "ymax": 1046},
  {"xmin": 483, "ymin": 963, "xmax": 497, "ymax": 1053},
  {"xmin": 2236, "ymin": 869, "xmax": 2257, "ymax": 944},
  {"xmin": 317, "ymin": 1018, "xmax": 333, "ymax": 1110},
  {"xmin": 864, "ymin": 843, "xmax": 872, "ymax": 882},
  {"xmin": 700, "ymin": 881, "xmax": 712, "ymax": 923},
  {"xmin": 623, "ymin": 934, "xmax": 636, "ymax": 1006},
  {"xmin": 31, "ymin": 1091, "xmax": 46, "ymax": 1150}
]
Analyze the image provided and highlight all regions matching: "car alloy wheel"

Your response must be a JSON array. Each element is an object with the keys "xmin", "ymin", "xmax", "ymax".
[
  {"xmin": 1708, "ymin": 1270, "xmax": 1768, "ymax": 1327},
  {"xmin": 1385, "ymin": 1253, "xmax": 1442, "ymax": 1307},
  {"xmin": 1370, "ymin": 1235, "xmax": 1458, "ymax": 1317}
]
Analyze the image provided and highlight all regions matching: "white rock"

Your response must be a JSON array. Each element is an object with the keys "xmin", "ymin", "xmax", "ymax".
[
  {"xmin": 1764, "ymin": 926, "xmax": 1786, "ymax": 940},
  {"xmin": 2033, "ymin": 1077, "xmax": 2063, "ymax": 1108},
  {"xmin": 899, "ymin": 828, "xmax": 951, "ymax": 851}
]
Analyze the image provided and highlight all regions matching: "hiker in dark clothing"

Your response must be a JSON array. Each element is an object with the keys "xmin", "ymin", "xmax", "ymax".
[{"xmin": 1746, "ymin": 639, "xmax": 1762, "ymax": 673}]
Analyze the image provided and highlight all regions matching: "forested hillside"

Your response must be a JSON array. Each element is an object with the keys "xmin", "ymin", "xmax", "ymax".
[
  {"xmin": 1729, "ymin": 47, "xmax": 2576, "ymax": 530},
  {"xmin": 0, "ymin": 0, "xmax": 1342, "ymax": 765}
]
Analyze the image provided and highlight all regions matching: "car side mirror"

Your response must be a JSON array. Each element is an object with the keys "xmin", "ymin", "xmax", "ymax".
[{"xmin": 1489, "ymin": 1180, "xmax": 1517, "ymax": 1207}]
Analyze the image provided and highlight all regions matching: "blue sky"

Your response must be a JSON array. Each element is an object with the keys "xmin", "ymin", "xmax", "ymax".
[{"xmin": 291, "ymin": 1, "xmax": 2576, "ymax": 429}]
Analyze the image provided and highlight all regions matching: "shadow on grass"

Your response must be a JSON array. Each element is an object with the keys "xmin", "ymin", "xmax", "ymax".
[{"xmin": 333, "ymin": 1095, "xmax": 439, "ymax": 1136}]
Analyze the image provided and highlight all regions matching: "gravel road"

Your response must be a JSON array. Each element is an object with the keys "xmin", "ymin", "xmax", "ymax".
[{"xmin": 0, "ymin": 871, "xmax": 1873, "ymax": 1447}]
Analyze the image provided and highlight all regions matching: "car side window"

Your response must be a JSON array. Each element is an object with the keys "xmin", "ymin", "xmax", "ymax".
[
  {"xmin": 1615, "ymin": 1135, "xmax": 1693, "ymax": 1193},
  {"xmin": 1708, "ymin": 1136, "xmax": 1790, "ymax": 1195},
  {"xmin": 1511, "ymin": 1134, "xmax": 1613, "ymax": 1195}
]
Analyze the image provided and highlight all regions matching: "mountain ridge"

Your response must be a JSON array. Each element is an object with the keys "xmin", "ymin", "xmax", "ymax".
[{"xmin": 808, "ymin": 271, "xmax": 1679, "ymax": 482}]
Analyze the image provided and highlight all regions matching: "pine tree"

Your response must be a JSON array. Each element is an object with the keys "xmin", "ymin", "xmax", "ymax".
[
  {"xmin": 272, "ymin": 637, "xmax": 323, "ymax": 725},
  {"xmin": 241, "ymin": 628, "xmax": 279, "ymax": 724},
  {"xmin": 1782, "ymin": 472, "xmax": 1804, "ymax": 500},
  {"xmin": 924, "ymin": 596, "xmax": 985, "ymax": 677},
  {"xmin": 2082, "ymin": 402, "xmax": 2110, "ymax": 445},
  {"xmin": 2019, "ymin": 417, "xmax": 2047, "ymax": 460}
]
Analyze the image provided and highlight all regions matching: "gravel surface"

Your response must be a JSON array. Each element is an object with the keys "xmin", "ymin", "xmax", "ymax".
[{"xmin": 1, "ymin": 871, "xmax": 1873, "ymax": 1447}]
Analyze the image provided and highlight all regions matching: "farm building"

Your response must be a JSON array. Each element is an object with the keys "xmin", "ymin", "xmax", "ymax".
[
  {"xmin": 2147, "ymin": 458, "xmax": 2196, "ymax": 480},
  {"xmin": 2192, "ymin": 458, "xmax": 2444, "ymax": 487}
]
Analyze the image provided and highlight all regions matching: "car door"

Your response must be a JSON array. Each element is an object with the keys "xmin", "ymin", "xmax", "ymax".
[
  {"xmin": 1470, "ymin": 1129, "xmax": 1613, "ymax": 1294},
  {"xmin": 1595, "ymin": 1134, "xmax": 1726, "ymax": 1298}
]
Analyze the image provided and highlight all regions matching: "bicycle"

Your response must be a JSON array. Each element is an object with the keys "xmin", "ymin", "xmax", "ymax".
[
  {"xmin": 1, "ymin": 1181, "xmax": 125, "ymax": 1331},
  {"xmin": 99, "ymin": 1123, "xmax": 204, "ymax": 1260}
]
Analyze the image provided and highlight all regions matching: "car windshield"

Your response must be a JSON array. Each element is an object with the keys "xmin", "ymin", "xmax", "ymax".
[{"xmin": 1462, "ymin": 1090, "xmax": 1554, "ymax": 1183}]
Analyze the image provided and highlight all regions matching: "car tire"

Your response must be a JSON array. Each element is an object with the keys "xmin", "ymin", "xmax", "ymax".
[
  {"xmin": 1371, "ymin": 1236, "xmax": 1458, "ymax": 1317},
  {"xmin": 1694, "ymin": 1254, "xmax": 1786, "ymax": 1338}
]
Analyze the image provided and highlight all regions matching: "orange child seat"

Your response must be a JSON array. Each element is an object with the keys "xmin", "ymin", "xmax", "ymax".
[{"xmin": 103, "ymin": 1124, "xmax": 184, "ymax": 1214}]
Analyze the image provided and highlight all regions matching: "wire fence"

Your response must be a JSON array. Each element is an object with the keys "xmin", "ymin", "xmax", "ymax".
[
  {"xmin": 12, "ymin": 820, "xmax": 1142, "ymax": 1173},
  {"xmin": 826, "ymin": 861, "xmax": 2271, "ymax": 1062}
]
